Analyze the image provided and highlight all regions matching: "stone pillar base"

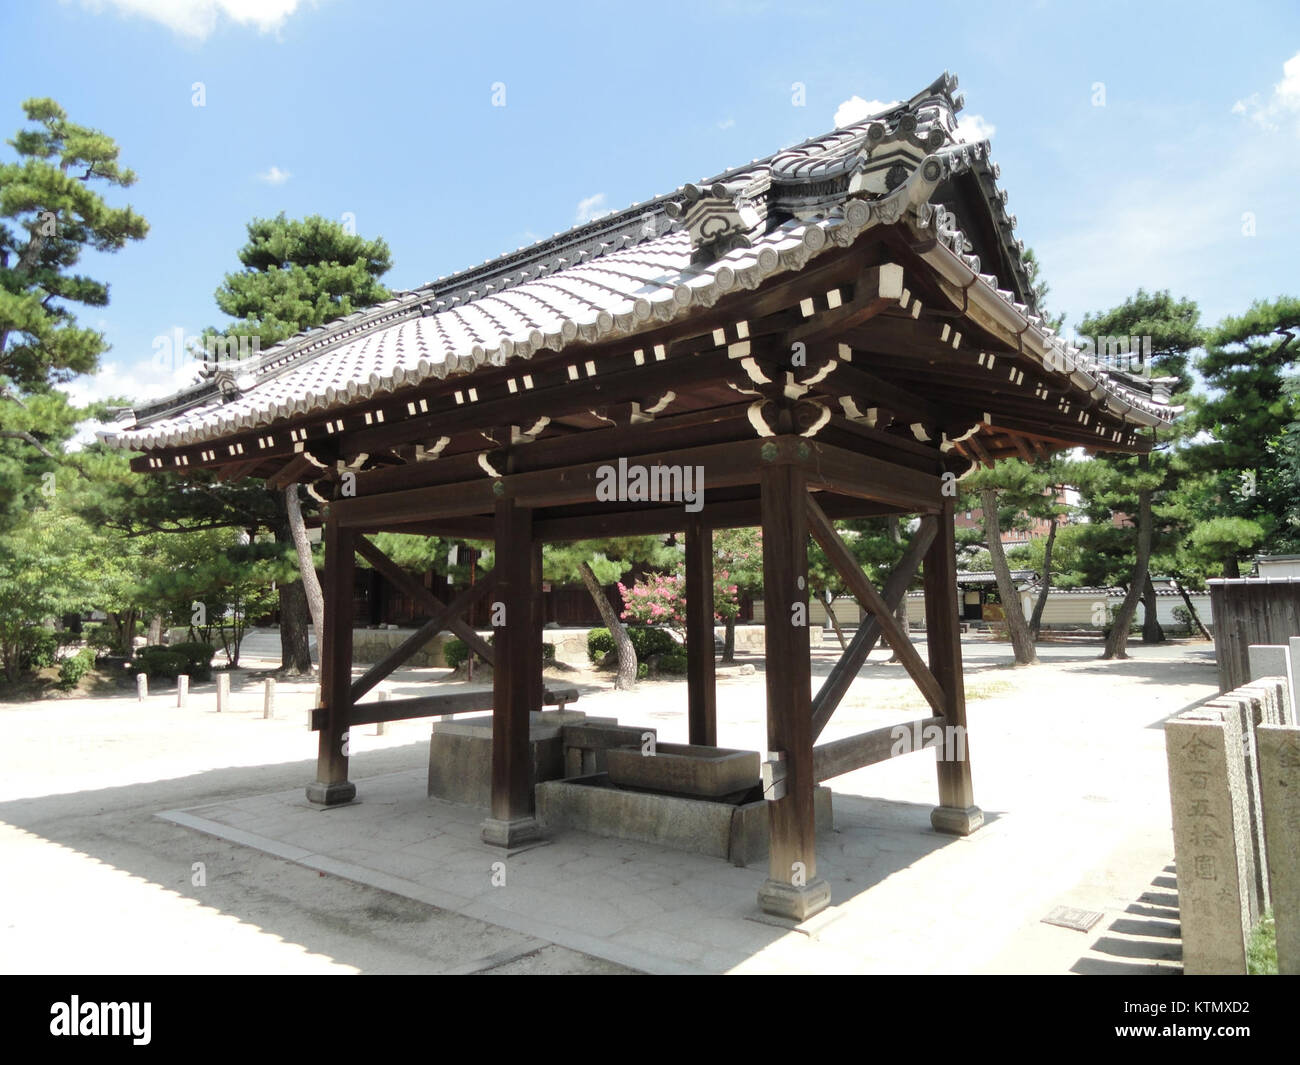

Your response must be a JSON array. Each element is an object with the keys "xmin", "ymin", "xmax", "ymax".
[
  {"xmin": 481, "ymin": 816, "xmax": 543, "ymax": 849},
  {"xmin": 306, "ymin": 780, "xmax": 356, "ymax": 806},
  {"xmin": 931, "ymin": 805, "xmax": 983, "ymax": 836},
  {"xmin": 757, "ymin": 877, "xmax": 831, "ymax": 922}
]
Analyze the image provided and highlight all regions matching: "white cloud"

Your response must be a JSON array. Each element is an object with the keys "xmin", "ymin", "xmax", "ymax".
[
  {"xmin": 1233, "ymin": 50, "xmax": 1300, "ymax": 132},
  {"xmin": 717, "ymin": 118, "xmax": 735, "ymax": 130},
  {"xmin": 956, "ymin": 113, "xmax": 995, "ymax": 143},
  {"xmin": 257, "ymin": 165, "xmax": 291, "ymax": 185},
  {"xmin": 833, "ymin": 96, "xmax": 898, "ymax": 128},
  {"xmin": 59, "ymin": 356, "xmax": 205, "ymax": 450},
  {"xmin": 83, "ymin": 0, "xmax": 308, "ymax": 39},
  {"xmin": 575, "ymin": 193, "xmax": 612, "ymax": 224}
]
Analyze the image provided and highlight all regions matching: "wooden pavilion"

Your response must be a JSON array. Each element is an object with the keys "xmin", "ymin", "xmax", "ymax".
[{"xmin": 103, "ymin": 74, "xmax": 1175, "ymax": 920}]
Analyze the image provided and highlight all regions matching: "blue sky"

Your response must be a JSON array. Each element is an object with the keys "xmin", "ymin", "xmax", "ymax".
[{"xmin": 2, "ymin": 0, "xmax": 1298, "ymax": 427}]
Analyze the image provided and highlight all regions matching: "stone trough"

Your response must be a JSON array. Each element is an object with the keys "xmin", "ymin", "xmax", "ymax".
[
  {"xmin": 538, "ymin": 741, "xmax": 832, "ymax": 867},
  {"xmin": 428, "ymin": 715, "xmax": 832, "ymax": 866}
]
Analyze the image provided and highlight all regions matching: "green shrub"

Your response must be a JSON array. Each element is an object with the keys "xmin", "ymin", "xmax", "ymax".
[
  {"xmin": 132, "ymin": 649, "xmax": 189, "ymax": 680},
  {"xmin": 56, "ymin": 648, "xmax": 96, "ymax": 691},
  {"xmin": 443, "ymin": 638, "xmax": 471, "ymax": 670},
  {"xmin": 446, "ymin": 636, "xmax": 553, "ymax": 669},
  {"xmin": 629, "ymin": 626, "xmax": 678, "ymax": 659},
  {"xmin": 587, "ymin": 625, "xmax": 678, "ymax": 665},
  {"xmin": 587, "ymin": 627, "xmax": 615, "ymax": 663},
  {"xmin": 168, "ymin": 641, "xmax": 215, "ymax": 681},
  {"xmin": 19, "ymin": 628, "xmax": 59, "ymax": 671},
  {"xmin": 82, "ymin": 624, "xmax": 116, "ymax": 653},
  {"xmin": 658, "ymin": 651, "xmax": 689, "ymax": 675}
]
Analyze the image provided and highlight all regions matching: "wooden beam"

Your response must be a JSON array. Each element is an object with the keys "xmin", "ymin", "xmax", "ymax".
[
  {"xmin": 348, "ymin": 573, "xmax": 497, "ymax": 704},
  {"xmin": 309, "ymin": 686, "xmax": 579, "ymax": 730},
  {"xmin": 354, "ymin": 537, "xmax": 495, "ymax": 662},
  {"xmin": 810, "ymin": 515, "xmax": 938, "ymax": 741},
  {"xmin": 685, "ymin": 513, "xmax": 717, "ymax": 746},
  {"xmin": 803, "ymin": 493, "xmax": 946, "ymax": 717},
  {"xmin": 782, "ymin": 263, "xmax": 903, "ymax": 346},
  {"xmin": 795, "ymin": 438, "xmax": 943, "ymax": 513},
  {"xmin": 813, "ymin": 716, "xmax": 945, "ymax": 782}
]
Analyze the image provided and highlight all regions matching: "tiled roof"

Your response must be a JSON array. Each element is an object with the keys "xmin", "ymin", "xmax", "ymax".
[{"xmin": 102, "ymin": 73, "xmax": 1175, "ymax": 452}]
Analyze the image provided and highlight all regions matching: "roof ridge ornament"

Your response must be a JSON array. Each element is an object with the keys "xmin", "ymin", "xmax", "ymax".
[{"xmin": 665, "ymin": 182, "xmax": 763, "ymax": 263}]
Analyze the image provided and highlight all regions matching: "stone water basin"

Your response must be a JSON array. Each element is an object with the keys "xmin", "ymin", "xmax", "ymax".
[{"xmin": 604, "ymin": 742, "xmax": 760, "ymax": 800}]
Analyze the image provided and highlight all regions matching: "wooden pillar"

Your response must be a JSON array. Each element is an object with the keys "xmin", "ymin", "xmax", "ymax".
[
  {"xmin": 528, "ymin": 540, "xmax": 544, "ymax": 719},
  {"xmin": 685, "ymin": 514, "xmax": 717, "ymax": 746},
  {"xmin": 307, "ymin": 520, "xmax": 357, "ymax": 805},
  {"xmin": 924, "ymin": 497, "xmax": 983, "ymax": 834},
  {"xmin": 756, "ymin": 463, "xmax": 829, "ymax": 921},
  {"xmin": 481, "ymin": 498, "xmax": 543, "ymax": 848}
]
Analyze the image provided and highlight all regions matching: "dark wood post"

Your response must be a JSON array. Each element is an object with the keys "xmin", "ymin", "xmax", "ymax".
[
  {"xmin": 685, "ymin": 513, "xmax": 717, "ymax": 746},
  {"xmin": 528, "ymin": 539, "xmax": 544, "ymax": 718},
  {"xmin": 307, "ymin": 519, "xmax": 357, "ymax": 805},
  {"xmin": 481, "ymin": 497, "xmax": 544, "ymax": 848},
  {"xmin": 924, "ymin": 496, "xmax": 983, "ymax": 835},
  {"xmin": 756, "ymin": 461, "xmax": 829, "ymax": 920}
]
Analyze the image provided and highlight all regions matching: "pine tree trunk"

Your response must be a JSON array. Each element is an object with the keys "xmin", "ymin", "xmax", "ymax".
[
  {"xmin": 1029, "ymin": 516, "xmax": 1058, "ymax": 640},
  {"xmin": 272, "ymin": 513, "xmax": 314, "ymax": 675},
  {"xmin": 284, "ymin": 484, "xmax": 325, "ymax": 670},
  {"xmin": 824, "ymin": 595, "xmax": 847, "ymax": 650},
  {"xmin": 579, "ymin": 561, "xmax": 637, "ymax": 690},
  {"xmin": 981, "ymin": 487, "xmax": 1038, "ymax": 665},
  {"xmin": 1141, "ymin": 572, "xmax": 1166, "ymax": 644},
  {"xmin": 1174, "ymin": 580, "xmax": 1213, "ymax": 640},
  {"xmin": 885, "ymin": 515, "xmax": 908, "ymax": 662},
  {"xmin": 1102, "ymin": 457, "xmax": 1153, "ymax": 660},
  {"xmin": 280, "ymin": 577, "xmax": 313, "ymax": 674}
]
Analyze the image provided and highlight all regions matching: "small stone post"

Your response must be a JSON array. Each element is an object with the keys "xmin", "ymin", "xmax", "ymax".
[
  {"xmin": 136, "ymin": 673, "xmax": 148, "ymax": 702},
  {"xmin": 263, "ymin": 677, "xmax": 276, "ymax": 720},
  {"xmin": 1205, "ymin": 691, "xmax": 1269, "ymax": 917},
  {"xmin": 1165, "ymin": 709, "xmax": 1254, "ymax": 974},
  {"xmin": 376, "ymin": 690, "xmax": 388, "ymax": 736},
  {"xmin": 216, "ymin": 672, "xmax": 230, "ymax": 713},
  {"xmin": 1249, "ymin": 646, "xmax": 1294, "ymax": 725},
  {"xmin": 1257, "ymin": 724, "xmax": 1300, "ymax": 975},
  {"xmin": 176, "ymin": 674, "xmax": 189, "ymax": 708}
]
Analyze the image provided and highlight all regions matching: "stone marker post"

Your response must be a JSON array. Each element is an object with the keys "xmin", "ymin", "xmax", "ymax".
[
  {"xmin": 1288, "ymin": 638, "xmax": 1300, "ymax": 725},
  {"xmin": 1257, "ymin": 724, "xmax": 1300, "ymax": 975},
  {"xmin": 177, "ymin": 674, "xmax": 189, "ymax": 708},
  {"xmin": 1205, "ymin": 691, "xmax": 1269, "ymax": 917},
  {"xmin": 263, "ymin": 677, "xmax": 276, "ymax": 720},
  {"xmin": 376, "ymin": 690, "xmax": 388, "ymax": 736},
  {"xmin": 136, "ymin": 673, "xmax": 148, "ymax": 702},
  {"xmin": 1249, "ymin": 646, "xmax": 1294, "ymax": 725},
  {"xmin": 216, "ymin": 672, "xmax": 230, "ymax": 713},
  {"xmin": 1165, "ymin": 709, "xmax": 1254, "ymax": 974}
]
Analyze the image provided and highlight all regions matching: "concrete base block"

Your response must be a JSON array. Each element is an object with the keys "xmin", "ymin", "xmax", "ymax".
[
  {"xmin": 757, "ymin": 876, "xmax": 832, "ymax": 921},
  {"xmin": 480, "ymin": 816, "xmax": 543, "ymax": 849},
  {"xmin": 429, "ymin": 710, "xmax": 601, "ymax": 808},
  {"xmin": 931, "ymin": 805, "xmax": 984, "ymax": 836},
  {"xmin": 305, "ymin": 780, "xmax": 357, "ymax": 806}
]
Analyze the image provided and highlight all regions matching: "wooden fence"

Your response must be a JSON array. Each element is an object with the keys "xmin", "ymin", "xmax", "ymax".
[{"xmin": 1209, "ymin": 578, "xmax": 1300, "ymax": 692}]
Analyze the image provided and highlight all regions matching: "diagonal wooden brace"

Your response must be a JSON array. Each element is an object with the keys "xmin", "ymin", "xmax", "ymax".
[
  {"xmin": 810, "ymin": 514, "xmax": 937, "ymax": 741},
  {"xmin": 355, "ymin": 536, "xmax": 495, "ymax": 665},
  {"xmin": 804, "ymin": 496, "xmax": 946, "ymax": 721},
  {"xmin": 349, "ymin": 572, "xmax": 497, "ymax": 703}
]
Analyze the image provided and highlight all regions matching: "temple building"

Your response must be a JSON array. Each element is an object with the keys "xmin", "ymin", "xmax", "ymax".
[{"xmin": 102, "ymin": 74, "xmax": 1175, "ymax": 921}]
